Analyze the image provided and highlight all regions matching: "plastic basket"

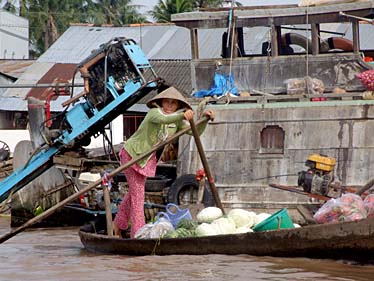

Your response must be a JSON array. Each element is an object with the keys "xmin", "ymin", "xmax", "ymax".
[
  {"xmin": 158, "ymin": 203, "xmax": 192, "ymax": 228},
  {"xmin": 252, "ymin": 208, "xmax": 294, "ymax": 232}
]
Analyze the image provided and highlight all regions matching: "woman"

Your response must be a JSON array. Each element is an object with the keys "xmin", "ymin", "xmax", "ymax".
[{"xmin": 113, "ymin": 86, "xmax": 215, "ymax": 238}]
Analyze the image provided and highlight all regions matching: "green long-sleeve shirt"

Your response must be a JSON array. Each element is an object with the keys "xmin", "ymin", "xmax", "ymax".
[{"xmin": 124, "ymin": 108, "xmax": 207, "ymax": 167}]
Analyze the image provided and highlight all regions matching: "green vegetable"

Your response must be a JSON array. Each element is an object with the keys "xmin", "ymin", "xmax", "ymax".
[
  {"xmin": 164, "ymin": 231, "xmax": 179, "ymax": 238},
  {"xmin": 177, "ymin": 219, "xmax": 198, "ymax": 230},
  {"xmin": 175, "ymin": 228, "xmax": 190, "ymax": 237}
]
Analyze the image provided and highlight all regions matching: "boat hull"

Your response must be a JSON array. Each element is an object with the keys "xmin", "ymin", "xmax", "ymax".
[{"xmin": 79, "ymin": 217, "xmax": 374, "ymax": 261}]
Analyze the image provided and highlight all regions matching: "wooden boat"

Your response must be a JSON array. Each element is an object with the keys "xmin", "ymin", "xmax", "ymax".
[{"xmin": 79, "ymin": 216, "xmax": 374, "ymax": 261}]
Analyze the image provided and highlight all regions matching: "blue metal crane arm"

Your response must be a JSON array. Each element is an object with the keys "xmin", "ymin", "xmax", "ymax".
[
  {"xmin": 0, "ymin": 38, "xmax": 160, "ymax": 204},
  {"xmin": 0, "ymin": 147, "xmax": 59, "ymax": 203}
]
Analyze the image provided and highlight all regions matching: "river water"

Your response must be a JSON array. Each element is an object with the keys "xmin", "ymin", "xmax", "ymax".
[{"xmin": 1, "ymin": 216, "xmax": 374, "ymax": 281}]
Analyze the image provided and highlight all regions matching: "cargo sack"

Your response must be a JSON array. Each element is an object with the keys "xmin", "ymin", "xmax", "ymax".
[
  {"xmin": 313, "ymin": 193, "xmax": 367, "ymax": 224},
  {"xmin": 134, "ymin": 217, "xmax": 174, "ymax": 239},
  {"xmin": 357, "ymin": 70, "xmax": 374, "ymax": 91}
]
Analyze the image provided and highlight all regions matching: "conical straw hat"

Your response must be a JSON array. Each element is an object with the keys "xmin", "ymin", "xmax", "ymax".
[{"xmin": 146, "ymin": 86, "xmax": 191, "ymax": 110}]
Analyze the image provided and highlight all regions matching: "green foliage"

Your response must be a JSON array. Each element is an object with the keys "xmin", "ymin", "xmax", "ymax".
[
  {"xmin": 150, "ymin": 0, "xmax": 194, "ymax": 23},
  {"xmin": 1, "ymin": 0, "xmax": 237, "ymax": 57},
  {"xmin": 2, "ymin": 0, "xmax": 146, "ymax": 57},
  {"xmin": 193, "ymin": 0, "xmax": 223, "ymax": 9},
  {"xmin": 84, "ymin": 0, "xmax": 146, "ymax": 26},
  {"xmin": 150, "ymin": 0, "xmax": 227, "ymax": 23}
]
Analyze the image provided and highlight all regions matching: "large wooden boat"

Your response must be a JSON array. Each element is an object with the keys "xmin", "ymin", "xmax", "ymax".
[
  {"xmin": 79, "ymin": 216, "xmax": 374, "ymax": 261},
  {"xmin": 171, "ymin": 0, "xmax": 374, "ymax": 215}
]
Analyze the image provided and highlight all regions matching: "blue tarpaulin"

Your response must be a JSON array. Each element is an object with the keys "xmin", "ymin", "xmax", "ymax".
[{"xmin": 193, "ymin": 72, "xmax": 239, "ymax": 98}]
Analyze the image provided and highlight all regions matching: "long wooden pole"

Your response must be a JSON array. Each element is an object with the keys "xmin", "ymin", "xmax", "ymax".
[
  {"xmin": 356, "ymin": 178, "xmax": 374, "ymax": 196},
  {"xmin": 103, "ymin": 186, "xmax": 113, "ymax": 237},
  {"xmin": 189, "ymin": 119, "xmax": 225, "ymax": 214},
  {"xmin": 0, "ymin": 118, "xmax": 208, "ymax": 244}
]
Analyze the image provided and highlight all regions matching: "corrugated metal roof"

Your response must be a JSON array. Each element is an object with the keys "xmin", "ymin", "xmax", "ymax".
[
  {"xmin": 2, "ymin": 19, "xmax": 374, "ymax": 111},
  {"xmin": 0, "ymin": 60, "xmax": 34, "ymax": 78},
  {"xmin": 38, "ymin": 23, "xmax": 374, "ymax": 64},
  {"xmin": 0, "ymin": 95, "xmax": 73, "ymax": 111},
  {"xmin": 0, "ymin": 62, "xmax": 83, "ymax": 111},
  {"xmin": 0, "ymin": 25, "xmax": 197, "ymax": 112},
  {"xmin": 38, "ymin": 25, "xmax": 190, "ymax": 63},
  {"xmin": 26, "ymin": 63, "xmax": 77, "ymax": 100},
  {"xmin": 39, "ymin": 24, "xmax": 257, "ymax": 61},
  {"xmin": 150, "ymin": 60, "xmax": 192, "ymax": 93},
  {"xmin": 2, "ymin": 62, "xmax": 55, "ymax": 98}
]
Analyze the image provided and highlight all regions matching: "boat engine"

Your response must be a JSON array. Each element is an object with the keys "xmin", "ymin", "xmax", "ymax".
[{"xmin": 298, "ymin": 154, "xmax": 336, "ymax": 196}]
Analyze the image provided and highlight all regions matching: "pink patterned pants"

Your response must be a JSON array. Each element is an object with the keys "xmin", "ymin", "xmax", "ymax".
[
  {"xmin": 114, "ymin": 148, "xmax": 156, "ymax": 238},
  {"xmin": 114, "ymin": 166, "xmax": 146, "ymax": 238}
]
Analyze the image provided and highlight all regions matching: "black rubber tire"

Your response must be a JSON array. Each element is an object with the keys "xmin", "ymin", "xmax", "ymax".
[
  {"xmin": 0, "ymin": 140, "xmax": 10, "ymax": 161},
  {"xmin": 167, "ymin": 174, "xmax": 214, "ymax": 207}
]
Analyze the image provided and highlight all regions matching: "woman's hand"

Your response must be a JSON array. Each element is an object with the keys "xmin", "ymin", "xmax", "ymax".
[
  {"xmin": 204, "ymin": 110, "xmax": 215, "ymax": 121},
  {"xmin": 183, "ymin": 109, "xmax": 194, "ymax": 121}
]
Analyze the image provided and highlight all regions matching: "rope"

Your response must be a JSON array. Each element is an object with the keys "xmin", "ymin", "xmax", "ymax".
[
  {"xmin": 0, "ymin": 189, "xmax": 13, "ymax": 214},
  {"xmin": 305, "ymin": 5, "xmax": 310, "ymax": 97},
  {"xmin": 151, "ymin": 236, "xmax": 162, "ymax": 255},
  {"xmin": 226, "ymin": 0, "xmax": 236, "ymax": 103}
]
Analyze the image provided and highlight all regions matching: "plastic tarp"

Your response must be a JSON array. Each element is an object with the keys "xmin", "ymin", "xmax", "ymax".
[{"xmin": 193, "ymin": 72, "xmax": 239, "ymax": 98}]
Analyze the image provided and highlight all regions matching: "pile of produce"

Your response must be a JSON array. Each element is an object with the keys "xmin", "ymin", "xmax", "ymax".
[
  {"xmin": 162, "ymin": 207, "xmax": 274, "ymax": 239},
  {"xmin": 364, "ymin": 194, "xmax": 374, "ymax": 218},
  {"xmin": 357, "ymin": 70, "xmax": 374, "ymax": 91},
  {"xmin": 135, "ymin": 206, "xmax": 303, "ymax": 239},
  {"xmin": 313, "ymin": 193, "xmax": 368, "ymax": 224}
]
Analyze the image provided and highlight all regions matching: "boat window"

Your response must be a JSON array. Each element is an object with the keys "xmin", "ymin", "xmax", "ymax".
[
  {"xmin": 261, "ymin": 23, "xmax": 355, "ymax": 56},
  {"xmin": 260, "ymin": 125, "xmax": 285, "ymax": 154},
  {"xmin": 198, "ymin": 22, "xmax": 360, "ymax": 59}
]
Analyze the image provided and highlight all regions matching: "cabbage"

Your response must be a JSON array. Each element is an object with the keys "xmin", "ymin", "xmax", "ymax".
[
  {"xmin": 195, "ymin": 223, "xmax": 217, "ymax": 236},
  {"xmin": 235, "ymin": 226, "xmax": 254, "ymax": 234},
  {"xmin": 196, "ymin": 207, "xmax": 223, "ymax": 223},
  {"xmin": 227, "ymin": 209, "xmax": 256, "ymax": 228},
  {"xmin": 254, "ymin": 213, "xmax": 271, "ymax": 226},
  {"xmin": 211, "ymin": 217, "xmax": 236, "ymax": 235}
]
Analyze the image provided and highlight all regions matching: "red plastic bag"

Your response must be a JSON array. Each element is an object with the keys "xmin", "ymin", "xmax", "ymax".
[
  {"xmin": 313, "ymin": 193, "xmax": 367, "ymax": 224},
  {"xmin": 364, "ymin": 194, "xmax": 374, "ymax": 218},
  {"xmin": 357, "ymin": 70, "xmax": 374, "ymax": 91}
]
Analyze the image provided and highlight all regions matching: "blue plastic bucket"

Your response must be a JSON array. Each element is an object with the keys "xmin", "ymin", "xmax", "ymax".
[{"xmin": 253, "ymin": 208, "xmax": 294, "ymax": 232}]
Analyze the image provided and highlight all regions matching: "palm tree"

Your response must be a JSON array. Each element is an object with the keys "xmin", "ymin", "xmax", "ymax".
[
  {"xmin": 193, "ymin": 0, "xmax": 223, "ymax": 8},
  {"xmin": 86, "ymin": 0, "xmax": 146, "ymax": 26},
  {"xmin": 151, "ymin": 0, "xmax": 193, "ymax": 23},
  {"xmin": 27, "ymin": 0, "xmax": 78, "ymax": 55},
  {"xmin": 25, "ymin": 0, "xmax": 145, "ymax": 56}
]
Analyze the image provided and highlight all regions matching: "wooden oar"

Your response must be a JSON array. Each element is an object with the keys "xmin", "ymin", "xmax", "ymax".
[
  {"xmin": 269, "ymin": 183, "xmax": 331, "ymax": 201},
  {"xmin": 356, "ymin": 178, "xmax": 374, "ymax": 196},
  {"xmin": 189, "ymin": 119, "xmax": 225, "ymax": 214},
  {"xmin": 0, "ymin": 117, "xmax": 208, "ymax": 244}
]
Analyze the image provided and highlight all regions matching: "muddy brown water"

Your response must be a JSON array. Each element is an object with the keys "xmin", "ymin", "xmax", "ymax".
[{"xmin": 1, "ymin": 216, "xmax": 374, "ymax": 281}]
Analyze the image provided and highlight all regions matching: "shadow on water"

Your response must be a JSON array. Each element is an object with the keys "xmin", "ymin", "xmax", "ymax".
[{"xmin": 1, "ymin": 216, "xmax": 374, "ymax": 280}]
